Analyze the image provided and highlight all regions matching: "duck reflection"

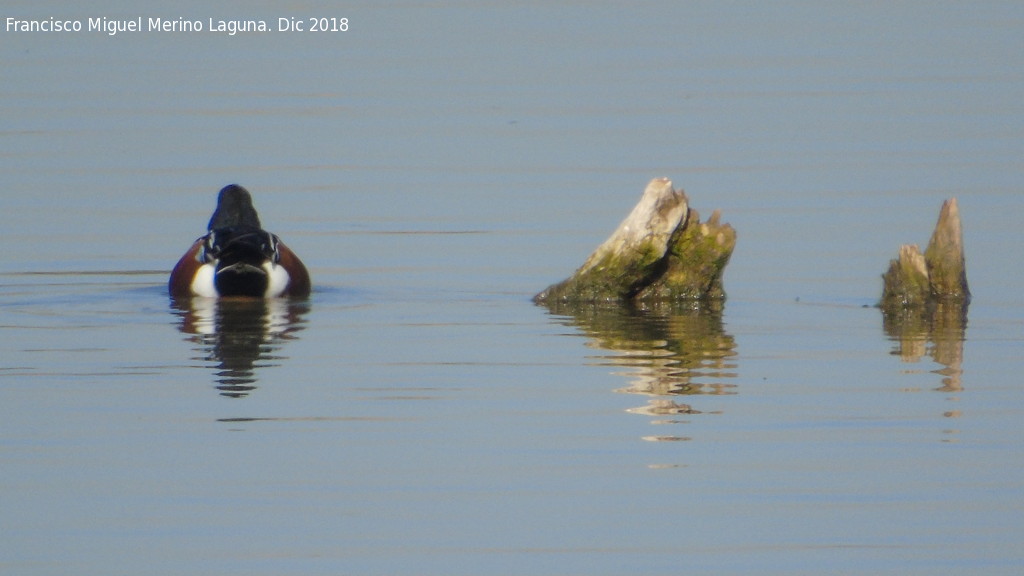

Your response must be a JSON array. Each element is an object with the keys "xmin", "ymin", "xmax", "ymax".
[
  {"xmin": 883, "ymin": 300, "xmax": 967, "ymax": 393},
  {"xmin": 544, "ymin": 300, "xmax": 737, "ymax": 436},
  {"xmin": 171, "ymin": 297, "xmax": 309, "ymax": 397}
]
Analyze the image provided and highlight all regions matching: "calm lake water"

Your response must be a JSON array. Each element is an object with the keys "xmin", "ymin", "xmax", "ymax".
[{"xmin": 2, "ymin": 2, "xmax": 1023, "ymax": 575}]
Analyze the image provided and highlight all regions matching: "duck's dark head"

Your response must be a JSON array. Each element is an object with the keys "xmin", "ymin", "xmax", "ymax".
[{"xmin": 208, "ymin": 184, "xmax": 262, "ymax": 230}]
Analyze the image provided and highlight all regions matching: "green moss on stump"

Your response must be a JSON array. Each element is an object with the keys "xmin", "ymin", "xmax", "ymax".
[
  {"xmin": 881, "ymin": 244, "xmax": 931, "ymax": 307},
  {"xmin": 637, "ymin": 208, "xmax": 736, "ymax": 301},
  {"xmin": 534, "ymin": 179, "xmax": 735, "ymax": 305},
  {"xmin": 880, "ymin": 198, "xmax": 970, "ymax": 311}
]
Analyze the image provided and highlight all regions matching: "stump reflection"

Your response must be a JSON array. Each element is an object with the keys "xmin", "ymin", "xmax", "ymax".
[
  {"xmin": 883, "ymin": 300, "xmax": 967, "ymax": 393},
  {"xmin": 544, "ymin": 300, "xmax": 737, "ymax": 438}
]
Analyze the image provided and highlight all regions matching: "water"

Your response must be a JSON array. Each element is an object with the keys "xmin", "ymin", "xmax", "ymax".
[{"xmin": 2, "ymin": 2, "xmax": 1024, "ymax": 574}]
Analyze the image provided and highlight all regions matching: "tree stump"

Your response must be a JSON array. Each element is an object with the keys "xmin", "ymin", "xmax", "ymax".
[
  {"xmin": 534, "ymin": 178, "xmax": 736, "ymax": 304},
  {"xmin": 880, "ymin": 198, "xmax": 970, "ymax": 309}
]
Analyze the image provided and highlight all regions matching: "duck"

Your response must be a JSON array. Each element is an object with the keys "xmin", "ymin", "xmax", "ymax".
[{"xmin": 169, "ymin": 184, "xmax": 311, "ymax": 298}]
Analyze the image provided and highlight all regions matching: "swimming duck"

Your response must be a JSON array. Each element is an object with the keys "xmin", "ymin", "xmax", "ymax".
[{"xmin": 169, "ymin": 185, "xmax": 311, "ymax": 298}]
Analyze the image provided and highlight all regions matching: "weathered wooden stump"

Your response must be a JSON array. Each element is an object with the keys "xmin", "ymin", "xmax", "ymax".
[
  {"xmin": 534, "ymin": 178, "xmax": 736, "ymax": 304},
  {"xmin": 880, "ymin": 198, "xmax": 970, "ymax": 309},
  {"xmin": 878, "ymin": 198, "xmax": 969, "ymax": 392}
]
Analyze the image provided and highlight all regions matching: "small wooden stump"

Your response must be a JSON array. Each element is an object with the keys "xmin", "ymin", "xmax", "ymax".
[
  {"xmin": 534, "ymin": 178, "xmax": 736, "ymax": 304},
  {"xmin": 880, "ymin": 199, "xmax": 969, "ymax": 383},
  {"xmin": 881, "ymin": 198, "xmax": 970, "ymax": 309}
]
